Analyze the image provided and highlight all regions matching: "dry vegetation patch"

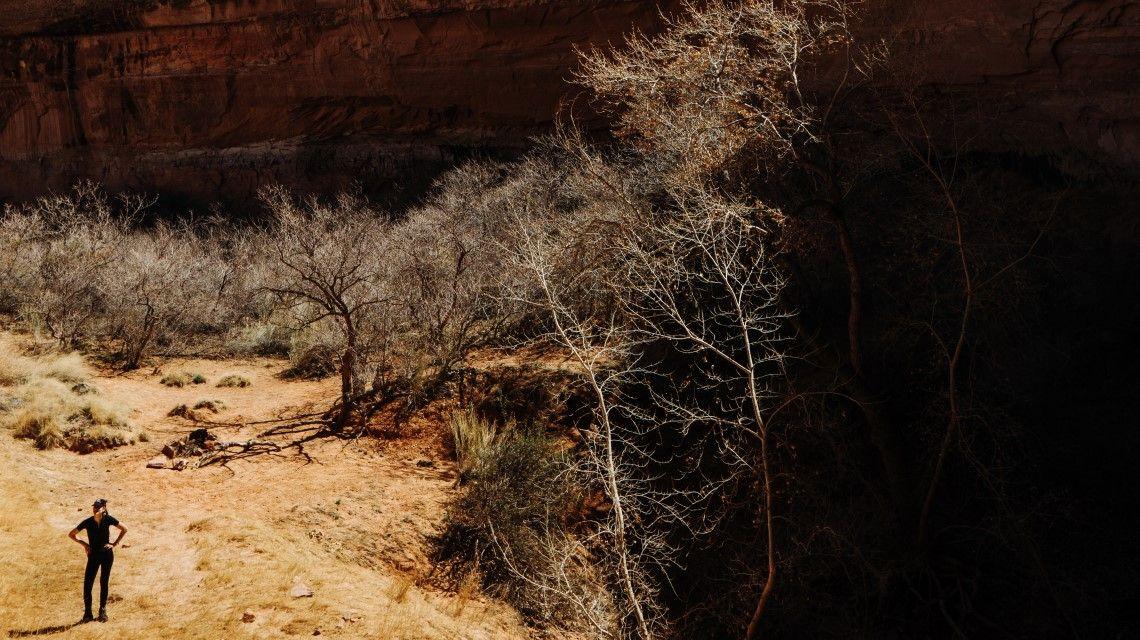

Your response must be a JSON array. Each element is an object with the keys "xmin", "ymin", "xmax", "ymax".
[
  {"xmin": 160, "ymin": 371, "xmax": 206, "ymax": 388},
  {"xmin": 0, "ymin": 339, "xmax": 144, "ymax": 453},
  {"xmin": 216, "ymin": 374, "xmax": 251, "ymax": 388}
]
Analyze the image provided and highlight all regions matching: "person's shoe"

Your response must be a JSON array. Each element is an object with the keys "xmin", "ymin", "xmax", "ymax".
[
  {"xmin": 80, "ymin": 612, "xmax": 94, "ymax": 623},
  {"xmin": 97, "ymin": 610, "xmax": 107, "ymax": 623}
]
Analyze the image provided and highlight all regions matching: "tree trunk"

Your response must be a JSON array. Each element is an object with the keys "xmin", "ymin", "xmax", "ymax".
[
  {"xmin": 338, "ymin": 346, "xmax": 354, "ymax": 429},
  {"xmin": 744, "ymin": 372, "xmax": 776, "ymax": 640}
]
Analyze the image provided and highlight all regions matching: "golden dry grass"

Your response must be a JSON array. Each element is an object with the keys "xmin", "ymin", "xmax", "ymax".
[
  {"xmin": 0, "ymin": 337, "xmax": 532, "ymax": 640},
  {"xmin": 0, "ymin": 338, "xmax": 144, "ymax": 452}
]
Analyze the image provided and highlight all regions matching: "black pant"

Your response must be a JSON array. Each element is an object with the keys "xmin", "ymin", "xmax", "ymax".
[{"xmin": 83, "ymin": 549, "xmax": 113, "ymax": 614}]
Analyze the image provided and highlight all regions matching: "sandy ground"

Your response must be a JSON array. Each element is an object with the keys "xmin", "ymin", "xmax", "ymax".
[{"xmin": 0, "ymin": 353, "xmax": 532, "ymax": 639}]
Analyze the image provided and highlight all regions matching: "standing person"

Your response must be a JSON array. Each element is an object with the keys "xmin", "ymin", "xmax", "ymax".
[{"xmin": 68, "ymin": 498, "xmax": 127, "ymax": 623}]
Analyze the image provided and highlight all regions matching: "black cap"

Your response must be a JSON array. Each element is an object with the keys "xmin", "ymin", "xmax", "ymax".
[{"xmin": 92, "ymin": 498, "xmax": 107, "ymax": 507}]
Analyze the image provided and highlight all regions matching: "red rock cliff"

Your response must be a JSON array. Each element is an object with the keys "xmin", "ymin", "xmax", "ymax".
[{"xmin": 0, "ymin": 0, "xmax": 1136, "ymax": 204}]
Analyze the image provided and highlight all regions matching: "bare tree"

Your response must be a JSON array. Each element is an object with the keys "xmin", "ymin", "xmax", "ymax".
[
  {"xmin": 505, "ymin": 200, "xmax": 664, "ymax": 640},
  {"xmin": 258, "ymin": 187, "xmax": 393, "ymax": 429},
  {"xmin": 620, "ymin": 189, "xmax": 791, "ymax": 639}
]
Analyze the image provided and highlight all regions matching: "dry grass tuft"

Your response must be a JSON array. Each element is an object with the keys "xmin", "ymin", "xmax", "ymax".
[
  {"xmin": 449, "ymin": 408, "xmax": 496, "ymax": 480},
  {"xmin": 0, "ymin": 342, "xmax": 143, "ymax": 453},
  {"xmin": 216, "ymin": 374, "xmax": 251, "ymax": 388},
  {"xmin": 160, "ymin": 372, "xmax": 206, "ymax": 387},
  {"xmin": 193, "ymin": 399, "xmax": 227, "ymax": 413},
  {"xmin": 168, "ymin": 404, "xmax": 194, "ymax": 419}
]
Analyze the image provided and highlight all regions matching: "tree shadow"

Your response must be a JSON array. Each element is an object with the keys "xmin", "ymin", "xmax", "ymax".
[{"xmin": 8, "ymin": 619, "xmax": 87, "ymax": 637}]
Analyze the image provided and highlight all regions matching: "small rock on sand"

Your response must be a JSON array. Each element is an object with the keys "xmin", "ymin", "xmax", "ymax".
[
  {"xmin": 146, "ymin": 457, "xmax": 167, "ymax": 469},
  {"xmin": 289, "ymin": 581, "xmax": 314, "ymax": 598},
  {"xmin": 241, "ymin": 611, "xmax": 255, "ymax": 623}
]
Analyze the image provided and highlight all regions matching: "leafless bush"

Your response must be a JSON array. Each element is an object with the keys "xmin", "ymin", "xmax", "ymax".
[
  {"xmin": 0, "ymin": 183, "xmax": 257, "ymax": 366},
  {"xmin": 3, "ymin": 183, "xmax": 137, "ymax": 347},
  {"xmin": 381, "ymin": 163, "xmax": 512, "ymax": 405},
  {"xmin": 505, "ymin": 195, "xmax": 669, "ymax": 639},
  {"xmin": 99, "ymin": 222, "xmax": 234, "ymax": 368},
  {"xmin": 579, "ymin": 0, "xmax": 855, "ymax": 189}
]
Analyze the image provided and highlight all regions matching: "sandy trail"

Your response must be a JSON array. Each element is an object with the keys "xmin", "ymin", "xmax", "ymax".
[{"xmin": 0, "ymin": 355, "xmax": 530, "ymax": 639}]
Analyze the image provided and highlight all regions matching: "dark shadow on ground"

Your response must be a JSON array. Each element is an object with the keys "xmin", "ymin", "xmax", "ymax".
[{"xmin": 8, "ymin": 620, "xmax": 88, "ymax": 637}]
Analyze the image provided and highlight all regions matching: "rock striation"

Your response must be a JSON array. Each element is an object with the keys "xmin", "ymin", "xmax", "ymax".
[{"xmin": 0, "ymin": 0, "xmax": 1136, "ymax": 204}]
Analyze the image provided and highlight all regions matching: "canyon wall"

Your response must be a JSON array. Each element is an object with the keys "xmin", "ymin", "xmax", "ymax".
[{"xmin": 0, "ymin": 0, "xmax": 1137, "ymax": 205}]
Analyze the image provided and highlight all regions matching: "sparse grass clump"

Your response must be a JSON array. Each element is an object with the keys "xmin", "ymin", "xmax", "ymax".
[
  {"xmin": 0, "ymin": 345, "xmax": 143, "ymax": 453},
  {"xmin": 437, "ymin": 427, "xmax": 598, "ymax": 628},
  {"xmin": 168, "ymin": 403, "xmax": 192, "ymax": 418},
  {"xmin": 449, "ymin": 408, "xmax": 497, "ymax": 482},
  {"xmin": 0, "ymin": 349, "xmax": 89, "ymax": 387},
  {"xmin": 216, "ymin": 374, "xmax": 251, "ymax": 388},
  {"xmin": 169, "ymin": 399, "xmax": 226, "ymax": 419},
  {"xmin": 161, "ymin": 372, "xmax": 206, "ymax": 387},
  {"xmin": 193, "ymin": 399, "xmax": 227, "ymax": 413}
]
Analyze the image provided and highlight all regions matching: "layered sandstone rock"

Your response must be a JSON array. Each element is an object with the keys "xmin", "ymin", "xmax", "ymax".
[
  {"xmin": 0, "ymin": 0, "xmax": 1136, "ymax": 204},
  {"xmin": 866, "ymin": 0, "xmax": 1139, "ymax": 175}
]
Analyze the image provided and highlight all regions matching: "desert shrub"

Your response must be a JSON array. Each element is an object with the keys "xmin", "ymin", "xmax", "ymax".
[
  {"xmin": 193, "ymin": 399, "xmax": 226, "ymax": 413},
  {"xmin": 225, "ymin": 319, "xmax": 293, "ymax": 357},
  {"xmin": 215, "ymin": 375, "xmax": 250, "ymax": 388},
  {"xmin": 168, "ymin": 403, "xmax": 192, "ymax": 418},
  {"xmin": 282, "ymin": 343, "xmax": 338, "ymax": 379},
  {"xmin": 1, "ymin": 182, "xmax": 259, "ymax": 365},
  {"xmin": 437, "ymin": 427, "xmax": 609, "ymax": 631},
  {"xmin": 100, "ymin": 225, "xmax": 219, "ymax": 368},
  {"xmin": 0, "ymin": 206, "xmax": 43, "ymax": 315},
  {"xmin": 380, "ymin": 163, "xmax": 515, "ymax": 404},
  {"xmin": 280, "ymin": 320, "xmax": 341, "ymax": 379}
]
